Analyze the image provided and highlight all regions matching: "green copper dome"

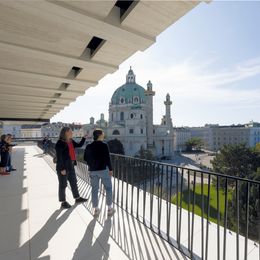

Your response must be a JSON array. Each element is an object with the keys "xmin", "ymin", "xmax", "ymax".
[{"xmin": 111, "ymin": 67, "xmax": 147, "ymax": 106}]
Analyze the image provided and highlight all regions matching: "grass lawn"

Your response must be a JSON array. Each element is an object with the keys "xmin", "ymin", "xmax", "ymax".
[{"xmin": 171, "ymin": 183, "xmax": 233, "ymax": 225}]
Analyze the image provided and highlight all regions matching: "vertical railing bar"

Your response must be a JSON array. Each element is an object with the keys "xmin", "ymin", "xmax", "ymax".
[
  {"xmin": 258, "ymin": 184, "xmax": 260, "ymax": 260},
  {"xmin": 125, "ymin": 157, "xmax": 129, "ymax": 211},
  {"xmin": 131, "ymin": 158, "xmax": 134, "ymax": 214},
  {"xmin": 120, "ymin": 157, "xmax": 124, "ymax": 208},
  {"xmin": 142, "ymin": 160, "xmax": 145, "ymax": 222},
  {"xmin": 178, "ymin": 168, "xmax": 184, "ymax": 246},
  {"xmin": 143, "ymin": 161, "xmax": 147, "ymax": 224},
  {"xmin": 188, "ymin": 169, "xmax": 191, "ymax": 252},
  {"xmin": 223, "ymin": 178, "xmax": 228, "ymax": 260},
  {"xmin": 157, "ymin": 163, "xmax": 160, "ymax": 231},
  {"xmin": 217, "ymin": 176, "xmax": 220, "ymax": 260},
  {"xmin": 150, "ymin": 163, "xmax": 155, "ymax": 229},
  {"xmin": 166, "ymin": 165, "xmax": 169, "ymax": 239},
  {"xmin": 167, "ymin": 166, "xmax": 173, "ymax": 241},
  {"xmin": 158, "ymin": 163, "xmax": 164, "ymax": 233},
  {"xmin": 205, "ymin": 174, "xmax": 211, "ymax": 260},
  {"xmin": 191, "ymin": 171, "xmax": 197, "ymax": 258},
  {"xmin": 112, "ymin": 156, "xmax": 116, "ymax": 204},
  {"xmin": 136, "ymin": 160, "xmax": 140, "ymax": 219},
  {"xmin": 176, "ymin": 166, "xmax": 179, "ymax": 243},
  {"xmin": 201, "ymin": 172, "xmax": 204, "ymax": 260},
  {"xmin": 244, "ymin": 182, "xmax": 250, "ymax": 260},
  {"xmin": 117, "ymin": 157, "xmax": 120, "ymax": 205},
  {"xmin": 236, "ymin": 180, "xmax": 240, "ymax": 260},
  {"xmin": 145, "ymin": 161, "xmax": 148, "ymax": 223}
]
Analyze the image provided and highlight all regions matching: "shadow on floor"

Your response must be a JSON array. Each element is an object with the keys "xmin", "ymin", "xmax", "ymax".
[
  {"xmin": 76, "ymin": 177, "xmax": 188, "ymax": 260},
  {"xmin": 21, "ymin": 208, "xmax": 75, "ymax": 260},
  {"xmin": 33, "ymin": 153, "xmax": 45, "ymax": 158},
  {"xmin": 37, "ymin": 149, "xmax": 189, "ymax": 260},
  {"xmin": 0, "ymin": 147, "xmax": 27, "ymax": 256},
  {"xmin": 72, "ymin": 218, "xmax": 111, "ymax": 260}
]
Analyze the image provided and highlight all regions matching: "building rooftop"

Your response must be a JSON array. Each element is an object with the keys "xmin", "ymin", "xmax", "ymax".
[{"xmin": 20, "ymin": 125, "xmax": 42, "ymax": 129}]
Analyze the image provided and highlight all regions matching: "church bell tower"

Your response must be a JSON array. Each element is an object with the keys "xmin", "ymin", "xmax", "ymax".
[
  {"xmin": 145, "ymin": 80, "xmax": 155, "ymax": 149},
  {"xmin": 164, "ymin": 93, "xmax": 173, "ymax": 127}
]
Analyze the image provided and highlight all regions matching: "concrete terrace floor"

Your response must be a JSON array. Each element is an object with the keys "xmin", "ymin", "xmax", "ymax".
[{"xmin": 0, "ymin": 145, "xmax": 187, "ymax": 260}]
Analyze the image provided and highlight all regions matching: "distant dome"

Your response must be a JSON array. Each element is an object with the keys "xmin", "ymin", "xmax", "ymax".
[{"xmin": 111, "ymin": 67, "xmax": 147, "ymax": 106}]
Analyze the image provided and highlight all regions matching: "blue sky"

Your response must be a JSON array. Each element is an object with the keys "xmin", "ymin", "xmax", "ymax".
[{"xmin": 52, "ymin": 1, "xmax": 260, "ymax": 127}]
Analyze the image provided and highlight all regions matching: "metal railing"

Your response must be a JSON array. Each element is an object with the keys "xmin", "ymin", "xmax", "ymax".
[{"xmin": 37, "ymin": 141, "xmax": 260, "ymax": 260}]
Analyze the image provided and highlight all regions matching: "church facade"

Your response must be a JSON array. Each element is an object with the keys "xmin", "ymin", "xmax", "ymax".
[{"xmin": 84, "ymin": 68, "xmax": 174, "ymax": 158}]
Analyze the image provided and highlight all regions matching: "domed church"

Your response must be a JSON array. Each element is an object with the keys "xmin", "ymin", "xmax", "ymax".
[{"xmin": 105, "ymin": 67, "xmax": 174, "ymax": 158}]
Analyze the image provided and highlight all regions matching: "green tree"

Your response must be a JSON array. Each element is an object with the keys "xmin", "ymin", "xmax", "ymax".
[
  {"xmin": 210, "ymin": 143, "xmax": 260, "ymax": 241},
  {"xmin": 107, "ymin": 139, "xmax": 124, "ymax": 155},
  {"xmin": 185, "ymin": 137, "xmax": 204, "ymax": 151},
  {"xmin": 255, "ymin": 142, "xmax": 260, "ymax": 153},
  {"xmin": 211, "ymin": 144, "xmax": 260, "ymax": 180},
  {"xmin": 228, "ymin": 169, "xmax": 260, "ymax": 241},
  {"xmin": 136, "ymin": 146, "xmax": 155, "ymax": 160}
]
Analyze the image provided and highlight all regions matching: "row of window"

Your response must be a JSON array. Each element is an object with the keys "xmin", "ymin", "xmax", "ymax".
[
  {"xmin": 130, "ymin": 128, "xmax": 144, "ymax": 134},
  {"xmin": 214, "ymin": 132, "xmax": 246, "ymax": 136},
  {"xmin": 213, "ymin": 131, "xmax": 260, "ymax": 136},
  {"xmin": 112, "ymin": 128, "xmax": 168, "ymax": 135},
  {"xmin": 115, "ymin": 96, "xmax": 145, "ymax": 105},
  {"xmin": 214, "ymin": 140, "xmax": 248, "ymax": 146},
  {"xmin": 111, "ymin": 112, "xmax": 143, "ymax": 121},
  {"xmin": 112, "ymin": 129, "xmax": 144, "ymax": 135},
  {"xmin": 214, "ymin": 137, "xmax": 249, "ymax": 141}
]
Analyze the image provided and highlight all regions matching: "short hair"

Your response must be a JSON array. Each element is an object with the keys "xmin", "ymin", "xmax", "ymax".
[
  {"xmin": 93, "ymin": 129, "xmax": 103, "ymax": 141},
  {"xmin": 6, "ymin": 134, "xmax": 12, "ymax": 138},
  {"xmin": 1, "ymin": 134, "xmax": 6, "ymax": 142},
  {"xmin": 59, "ymin": 127, "xmax": 71, "ymax": 141}
]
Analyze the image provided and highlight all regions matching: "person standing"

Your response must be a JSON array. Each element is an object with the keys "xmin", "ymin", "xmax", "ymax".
[
  {"xmin": 84, "ymin": 129, "xmax": 115, "ymax": 216},
  {"xmin": 55, "ymin": 127, "xmax": 88, "ymax": 209},
  {"xmin": 6, "ymin": 134, "xmax": 16, "ymax": 172},
  {"xmin": 42, "ymin": 136, "xmax": 49, "ymax": 154},
  {"xmin": 0, "ymin": 135, "xmax": 10, "ymax": 176}
]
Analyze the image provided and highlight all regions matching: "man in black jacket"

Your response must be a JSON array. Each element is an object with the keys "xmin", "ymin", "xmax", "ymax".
[
  {"xmin": 55, "ymin": 127, "xmax": 88, "ymax": 209},
  {"xmin": 84, "ymin": 129, "xmax": 115, "ymax": 216}
]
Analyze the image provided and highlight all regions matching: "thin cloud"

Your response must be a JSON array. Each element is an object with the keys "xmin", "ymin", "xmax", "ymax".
[
  {"xmin": 141, "ymin": 56, "xmax": 260, "ymax": 100},
  {"xmin": 51, "ymin": 56, "xmax": 260, "ymax": 125}
]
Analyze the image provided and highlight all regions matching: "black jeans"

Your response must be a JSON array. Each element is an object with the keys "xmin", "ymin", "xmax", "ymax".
[
  {"xmin": 0, "ymin": 151, "xmax": 9, "ymax": 167},
  {"xmin": 57, "ymin": 161, "xmax": 80, "ymax": 202}
]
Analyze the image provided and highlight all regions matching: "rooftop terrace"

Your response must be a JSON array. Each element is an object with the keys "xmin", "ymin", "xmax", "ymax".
[
  {"xmin": 0, "ymin": 145, "xmax": 188, "ymax": 260},
  {"xmin": 1, "ymin": 144, "xmax": 259, "ymax": 260}
]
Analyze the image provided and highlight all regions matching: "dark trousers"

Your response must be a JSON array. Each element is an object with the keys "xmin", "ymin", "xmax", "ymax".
[
  {"xmin": 57, "ymin": 162, "xmax": 80, "ymax": 202},
  {"xmin": 0, "ymin": 151, "xmax": 9, "ymax": 167},
  {"xmin": 7, "ymin": 154, "xmax": 12, "ymax": 170}
]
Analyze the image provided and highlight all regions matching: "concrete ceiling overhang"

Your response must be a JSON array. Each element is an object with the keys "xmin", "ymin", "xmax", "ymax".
[{"xmin": 0, "ymin": 0, "xmax": 204, "ymax": 122}]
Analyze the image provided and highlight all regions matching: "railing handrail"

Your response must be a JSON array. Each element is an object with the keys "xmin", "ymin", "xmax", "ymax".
[
  {"xmin": 13, "ymin": 137, "xmax": 43, "ymax": 140},
  {"xmin": 110, "ymin": 153, "xmax": 260, "ymax": 185}
]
